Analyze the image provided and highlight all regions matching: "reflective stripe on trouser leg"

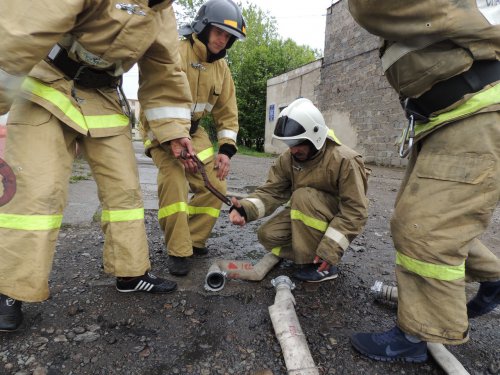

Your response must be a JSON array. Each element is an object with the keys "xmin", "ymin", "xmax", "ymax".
[
  {"xmin": 81, "ymin": 133, "xmax": 150, "ymax": 277},
  {"xmin": 0, "ymin": 101, "xmax": 76, "ymax": 301},
  {"xmin": 391, "ymin": 111, "xmax": 500, "ymax": 344},
  {"xmin": 151, "ymin": 147, "xmax": 192, "ymax": 257}
]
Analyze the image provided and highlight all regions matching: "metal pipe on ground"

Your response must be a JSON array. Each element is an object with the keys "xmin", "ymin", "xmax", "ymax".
[
  {"xmin": 269, "ymin": 276, "xmax": 319, "ymax": 375},
  {"xmin": 370, "ymin": 281, "xmax": 470, "ymax": 375},
  {"xmin": 204, "ymin": 253, "xmax": 280, "ymax": 292}
]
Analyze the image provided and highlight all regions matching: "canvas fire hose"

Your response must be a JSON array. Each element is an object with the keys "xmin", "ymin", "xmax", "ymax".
[
  {"xmin": 0, "ymin": 157, "xmax": 16, "ymax": 206},
  {"xmin": 182, "ymin": 150, "xmax": 231, "ymax": 206}
]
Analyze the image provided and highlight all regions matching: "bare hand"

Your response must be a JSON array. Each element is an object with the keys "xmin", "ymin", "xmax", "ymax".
[
  {"xmin": 313, "ymin": 256, "xmax": 330, "ymax": 272},
  {"xmin": 229, "ymin": 196, "xmax": 246, "ymax": 226},
  {"xmin": 214, "ymin": 153, "xmax": 230, "ymax": 180},
  {"xmin": 170, "ymin": 138, "xmax": 198, "ymax": 174}
]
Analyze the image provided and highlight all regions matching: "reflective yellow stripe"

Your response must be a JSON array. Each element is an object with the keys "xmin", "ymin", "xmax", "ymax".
[
  {"xmin": 290, "ymin": 209, "xmax": 328, "ymax": 232},
  {"xmin": 144, "ymin": 139, "xmax": 152, "ymax": 148},
  {"xmin": 327, "ymin": 129, "xmax": 342, "ymax": 144},
  {"xmin": 396, "ymin": 251, "xmax": 465, "ymax": 281},
  {"xmin": 413, "ymin": 84, "xmax": 500, "ymax": 139},
  {"xmin": 158, "ymin": 202, "xmax": 188, "ymax": 219},
  {"xmin": 197, "ymin": 147, "xmax": 215, "ymax": 162},
  {"xmin": 22, "ymin": 77, "xmax": 129, "ymax": 131},
  {"xmin": 0, "ymin": 213, "xmax": 62, "ymax": 231},
  {"xmin": 271, "ymin": 247, "xmax": 281, "ymax": 256},
  {"xmin": 188, "ymin": 205, "xmax": 220, "ymax": 218},
  {"xmin": 101, "ymin": 208, "xmax": 144, "ymax": 223},
  {"xmin": 224, "ymin": 19, "xmax": 238, "ymax": 28}
]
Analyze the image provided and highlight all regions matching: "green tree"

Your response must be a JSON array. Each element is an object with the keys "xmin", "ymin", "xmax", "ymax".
[{"xmin": 174, "ymin": 1, "xmax": 319, "ymax": 151}]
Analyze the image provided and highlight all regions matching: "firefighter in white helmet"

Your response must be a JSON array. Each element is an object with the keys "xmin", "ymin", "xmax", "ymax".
[
  {"xmin": 229, "ymin": 98, "xmax": 369, "ymax": 282},
  {"xmin": 141, "ymin": 0, "xmax": 245, "ymax": 276},
  {"xmin": 348, "ymin": 0, "xmax": 500, "ymax": 363},
  {"xmin": 0, "ymin": 1, "xmax": 194, "ymax": 332}
]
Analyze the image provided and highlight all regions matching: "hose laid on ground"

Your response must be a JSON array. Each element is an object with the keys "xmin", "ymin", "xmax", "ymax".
[
  {"xmin": 204, "ymin": 252, "xmax": 280, "ymax": 292},
  {"xmin": 370, "ymin": 281, "xmax": 470, "ymax": 375},
  {"xmin": 269, "ymin": 276, "xmax": 319, "ymax": 375}
]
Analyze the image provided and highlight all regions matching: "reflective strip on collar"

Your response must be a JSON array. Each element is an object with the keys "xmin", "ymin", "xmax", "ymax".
[
  {"xmin": 396, "ymin": 251, "xmax": 465, "ymax": 281},
  {"xmin": 290, "ymin": 209, "xmax": 328, "ymax": 232},
  {"xmin": 101, "ymin": 208, "xmax": 144, "ymax": 222},
  {"xmin": 158, "ymin": 202, "xmax": 188, "ymax": 219},
  {"xmin": 197, "ymin": 146, "xmax": 215, "ymax": 162},
  {"xmin": 246, "ymin": 198, "xmax": 265, "ymax": 219},
  {"xmin": 188, "ymin": 205, "xmax": 220, "ymax": 218},
  {"xmin": 324, "ymin": 227, "xmax": 350, "ymax": 250},
  {"xmin": 218, "ymin": 129, "xmax": 237, "ymax": 142},
  {"xmin": 0, "ymin": 213, "xmax": 62, "ymax": 231},
  {"xmin": 22, "ymin": 78, "xmax": 129, "ymax": 131},
  {"xmin": 145, "ymin": 106, "xmax": 191, "ymax": 121},
  {"xmin": 0, "ymin": 68, "xmax": 23, "ymax": 90},
  {"xmin": 327, "ymin": 129, "xmax": 341, "ymax": 145}
]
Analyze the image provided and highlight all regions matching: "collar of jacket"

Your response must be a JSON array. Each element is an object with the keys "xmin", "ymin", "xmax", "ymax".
[{"xmin": 190, "ymin": 34, "xmax": 226, "ymax": 63}]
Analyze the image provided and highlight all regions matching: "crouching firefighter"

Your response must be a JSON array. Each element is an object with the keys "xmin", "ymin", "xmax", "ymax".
[
  {"xmin": 348, "ymin": 0, "xmax": 500, "ymax": 363},
  {"xmin": 0, "ymin": 0, "xmax": 194, "ymax": 332}
]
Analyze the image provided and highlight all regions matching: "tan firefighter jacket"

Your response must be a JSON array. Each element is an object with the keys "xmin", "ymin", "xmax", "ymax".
[
  {"xmin": 141, "ymin": 33, "xmax": 238, "ymax": 156},
  {"xmin": 348, "ymin": 0, "xmax": 500, "ymax": 141},
  {"xmin": 0, "ymin": 1, "xmax": 192, "ymax": 140},
  {"xmin": 239, "ymin": 134, "xmax": 369, "ymax": 265}
]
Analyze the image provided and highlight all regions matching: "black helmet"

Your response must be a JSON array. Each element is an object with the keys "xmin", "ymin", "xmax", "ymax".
[{"xmin": 179, "ymin": 0, "xmax": 246, "ymax": 42}]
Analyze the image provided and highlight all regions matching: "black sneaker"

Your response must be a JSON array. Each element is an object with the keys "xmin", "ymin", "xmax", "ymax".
[
  {"xmin": 193, "ymin": 246, "xmax": 208, "ymax": 256},
  {"xmin": 293, "ymin": 264, "xmax": 339, "ymax": 283},
  {"xmin": 467, "ymin": 279, "xmax": 500, "ymax": 318},
  {"xmin": 0, "ymin": 294, "xmax": 23, "ymax": 332},
  {"xmin": 116, "ymin": 272, "xmax": 177, "ymax": 294},
  {"xmin": 169, "ymin": 256, "xmax": 190, "ymax": 276},
  {"xmin": 351, "ymin": 326, "xmax": 428, "ymax": 363}
]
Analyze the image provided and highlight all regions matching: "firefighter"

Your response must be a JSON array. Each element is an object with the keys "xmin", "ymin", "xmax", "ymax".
[
  {"xmin": 229, "ymin": 98, "xmax": 369, "ymax": 282},
  {"xmin": 347, "ymin": 0, "xmax": 500, "ymax": 363},
  {"xmin": 0, "ymin": 1, "xmax": 195, "ymax": 332},
  {"xmin": 141, "ymin": 0, "xmax": 245, "ymax": 276}
]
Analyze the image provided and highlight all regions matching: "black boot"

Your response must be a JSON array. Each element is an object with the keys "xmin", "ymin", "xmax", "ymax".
[
  {"xmin": 0, "ymin": 294, "xmax": 23, "ymax": 332},
  {"xmin": 168, "ymin": 256, "xmax": 190, "ymax": 276}
]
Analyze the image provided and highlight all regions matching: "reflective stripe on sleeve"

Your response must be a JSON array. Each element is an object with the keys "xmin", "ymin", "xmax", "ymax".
[
  {"xmin": 158, "ymin": 202, "xmax": 189, "ymax": 219},
  {"xmin": 290, "ymin": 209, "xmax": 328, "ymax": 232},
  {"xmin": 0, "ymin": 213, "xmax": 62, "ymax": 231},
  {"xmin": 324, "ymin": 227, "xmax": 350, "ymax": 250},
  {"xmin": 246, "ymin": 198, "xmax": 266, "ymax": 219},
  {"xmin": 22, "ymin": 78, "xmax": 129, "ymax": 131},
  {"xmin": 188, "ymin": 205, "xmax": 220, "ymax": 218},
  {"xmin": 144, "ymin": 106, "xmax": 191, "ymax": 121},
  {"xmin": 101, "ymin": 208, "xmax": 144, "ymax": 223},
  {"xmin": 218, "ymin": 129, "xmax": 237, "ymax": 142},
  {"xmin": 396, "ymin": 251, "xmax": 465, "ymax": 281},
  {"xmin": 0, "ymin": 68, "xmax": 23, "ymax": 89}
]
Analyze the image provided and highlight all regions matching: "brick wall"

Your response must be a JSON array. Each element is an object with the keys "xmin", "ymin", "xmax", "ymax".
[{"xmin": 318, "ymin": 0, "xmax": 407, "ymax": 167}]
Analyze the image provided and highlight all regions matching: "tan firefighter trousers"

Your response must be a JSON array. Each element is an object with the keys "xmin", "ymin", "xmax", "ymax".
[
  {"xmin": 257, "ymin": 187, "xmax": 339, "ymax": 264},
  {"xmin": 151, "ymin": 127, "xmax": 226, "ymax": 257},
  {"xmin": 0, "ymin": 100, "xmax": 150, "ymax": 302},
  {"xmin": 391, "ymin": 111, "xmax": 500, "ymax": 344}
]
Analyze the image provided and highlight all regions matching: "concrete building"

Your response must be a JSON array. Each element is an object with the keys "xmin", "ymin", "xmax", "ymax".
[{"xmin": 265, "ymin": 0, "xmax": 407, "ymax": 167}]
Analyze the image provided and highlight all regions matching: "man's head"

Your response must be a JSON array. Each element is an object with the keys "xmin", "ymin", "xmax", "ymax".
[
  {"xmin": 273, "ymin": 98, "xmax": 329, "ymax": 160},
  {"xmin": 179, "ymin": 0, "xmax": 246, "ymax": 51}
]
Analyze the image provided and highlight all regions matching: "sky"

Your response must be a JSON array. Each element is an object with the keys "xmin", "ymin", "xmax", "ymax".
[{"xmin": 122, "ymin": 0, "xmax": 336, "ymax": 99}]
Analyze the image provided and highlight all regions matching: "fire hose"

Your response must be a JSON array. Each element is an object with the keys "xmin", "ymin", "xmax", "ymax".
[{"xmin": 0, "ymin": 157, "xmax": 16, "ymax": 206}]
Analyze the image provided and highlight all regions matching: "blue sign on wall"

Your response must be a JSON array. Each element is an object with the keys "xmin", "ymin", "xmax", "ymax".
[{"xmin": 269, "ymin": 104, "xmax": 275, "ymax": 122}]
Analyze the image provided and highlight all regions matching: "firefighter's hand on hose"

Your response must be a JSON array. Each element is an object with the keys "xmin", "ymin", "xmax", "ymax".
[
  {"xmin": 229, "ymin": 197, "xmax": 246, "ymax": 226},
  {"xmin": 214, "ymin": 153, "xmax": 230, "ymax": 180},
  {"xmin": 313, "ymin": 256, "xmax": 330, "ymax": 272},
  {"xmin": 170, "ymin": 137, "xmax": 198, "ymax": 174}
]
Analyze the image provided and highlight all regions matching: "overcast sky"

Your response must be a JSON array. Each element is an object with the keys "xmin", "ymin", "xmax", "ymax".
[{"xmin": 123, "ymin": 0, "xmax": 336, "ymax": 99}]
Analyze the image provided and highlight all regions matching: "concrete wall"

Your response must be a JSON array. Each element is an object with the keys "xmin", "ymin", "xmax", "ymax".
[{"xmin": 264, "ymin": 59, "xmax": 322, "ymax": 154}]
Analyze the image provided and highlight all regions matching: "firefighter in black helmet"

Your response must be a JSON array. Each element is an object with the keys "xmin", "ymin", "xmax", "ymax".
[{"xmin": 140, "ymin": 0, "xmax": 245, "ymax": 276}]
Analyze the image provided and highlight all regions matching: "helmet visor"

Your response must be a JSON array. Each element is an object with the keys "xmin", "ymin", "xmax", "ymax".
[{"xmin": 274, "ymin": 116, "xmax": 306, "ymax": 138}]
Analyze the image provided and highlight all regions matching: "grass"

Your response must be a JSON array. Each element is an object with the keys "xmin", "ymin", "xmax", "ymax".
[{"xmin": 235, "ymin": 145, "xmax": 276, "ymax": 158}]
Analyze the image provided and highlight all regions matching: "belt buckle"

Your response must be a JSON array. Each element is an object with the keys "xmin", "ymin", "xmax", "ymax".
[{"xmin": 399, "ymin": 114, "xmax": 415, "ymax": 158}]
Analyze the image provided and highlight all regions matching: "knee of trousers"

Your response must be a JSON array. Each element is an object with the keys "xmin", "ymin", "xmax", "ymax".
[{"xmin": 257, "ymin": 222, "xmax": 276, "ymax": 248}]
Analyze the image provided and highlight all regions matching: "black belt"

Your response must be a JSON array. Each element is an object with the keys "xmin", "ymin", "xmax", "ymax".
[
  {"xmin": 190, "ymin": 119, "xmax": 200, "ymax": 135},
  {"xmin": 46, "ymin": 44, "xmax": 121, "ymax": 89},
  {"xmin": 404, "ymin": 60, "xmax": 500, "ymax": 121}
]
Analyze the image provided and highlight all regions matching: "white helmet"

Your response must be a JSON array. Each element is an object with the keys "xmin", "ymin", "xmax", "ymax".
[{"xmin": 273, "ymin": 98, "xmax": 329, "ymax": 150}]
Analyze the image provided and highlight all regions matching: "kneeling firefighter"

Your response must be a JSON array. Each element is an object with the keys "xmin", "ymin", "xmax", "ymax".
[
  {"xmin": 140, "ymin": 0, "xmax": 246, "ymax": 276},
  {"xmin": 348, "ymin": 0, "xmax": 500, "ymax": 364}
]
